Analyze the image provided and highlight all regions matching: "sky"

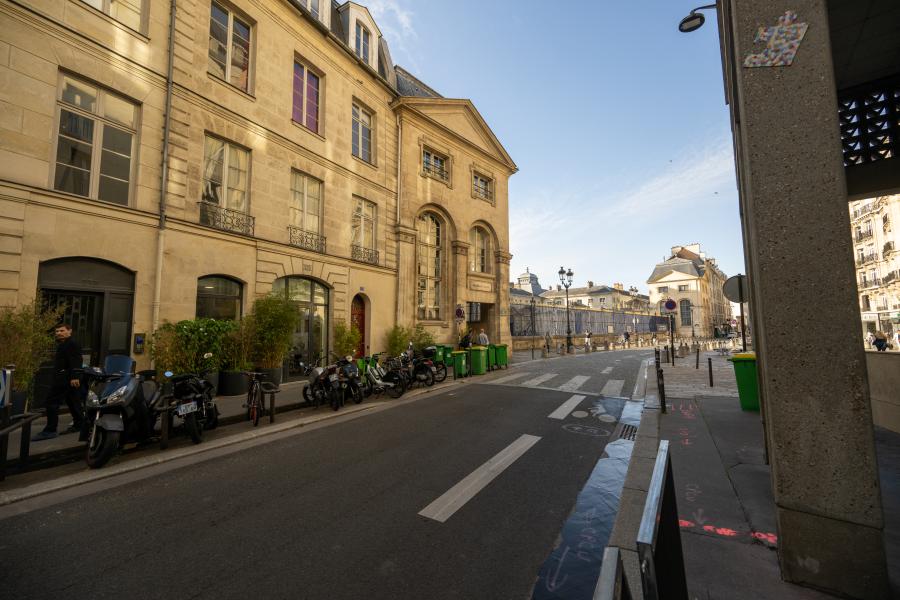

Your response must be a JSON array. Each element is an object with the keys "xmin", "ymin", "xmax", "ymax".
[{"xmin": 367, "ymin": 0, "xmax": 745, "ymax": 293}]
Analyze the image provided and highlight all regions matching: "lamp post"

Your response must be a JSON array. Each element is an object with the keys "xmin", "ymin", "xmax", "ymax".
[
  {"xmin": 558, "ymin": 266, "xmax": 574, "ymax": 353},
  {"xmin": 530, "ymin": 295, "xmax": 537, "ymax": 360}
]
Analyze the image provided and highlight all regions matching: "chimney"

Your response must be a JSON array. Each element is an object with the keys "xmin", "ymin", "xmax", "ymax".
[
  {"xmin": 587, "ymin": 281, "xmax": 594, "ymax": 288},
  {"xmin": 557, "ymin": 284, "xmax": 561, "ymax": 291},
  {"xmin": 613, "ymin": 282, "xmax": 623, "ymax": 291}
]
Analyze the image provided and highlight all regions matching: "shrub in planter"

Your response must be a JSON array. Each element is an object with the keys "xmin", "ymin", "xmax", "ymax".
[
  {"xmin": 410, "ymin": 324, "xmax": 436, "ymax": 353},
  {"xmin": 250, "ymin": 294, "xmax": 298, "ymax": 385},
  {"xmin": 0, "ymin": 299, "xmax": 64, "ymax": 411},
  {"xmin": 385, "ymin": 325, "xmax": 411, "ymax": 357},
  {"xmin": 218, "ymin": 319, "xmax": 254, "ymax": 396},
  {"xmin": 334, "ymin": 320, "xmax": 362, "ymax": 358}
]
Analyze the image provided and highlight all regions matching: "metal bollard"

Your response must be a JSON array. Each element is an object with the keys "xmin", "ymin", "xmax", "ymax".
[
  {"xmin": 708, "ymin": 357, "xmax": 714, "ymax": 387},
  {"xmin": 696, "ymin": 347, "xmax": 700, "ymax": 369},
  {"xmin": 657, "ymin": 367, "xmax": 667, "ymax": 413}
]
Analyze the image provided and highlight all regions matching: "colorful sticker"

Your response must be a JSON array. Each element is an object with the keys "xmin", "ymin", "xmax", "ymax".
[{"xmin": 743, "ymin": 10, "xmax": 809, "ymax": 68}]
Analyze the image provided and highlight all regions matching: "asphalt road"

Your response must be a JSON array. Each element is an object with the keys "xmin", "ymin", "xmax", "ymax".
[{"xmin": 0, "ymin": 350, "xmax": 651, "ymax": 600}]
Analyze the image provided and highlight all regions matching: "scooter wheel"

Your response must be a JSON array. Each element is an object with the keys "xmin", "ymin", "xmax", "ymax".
[
  {"xmin": 85, "ymin": 426, "xmax": 120, "ymax": 469},
  {"xmin": 184, "ymin": 413, "xmax": 203, "ymax": 444}
]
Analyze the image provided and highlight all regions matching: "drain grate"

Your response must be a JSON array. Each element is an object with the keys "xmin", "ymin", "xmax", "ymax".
[{"xmin": 613, "ymin": 423, "xmax": 637, "ymax": 441}]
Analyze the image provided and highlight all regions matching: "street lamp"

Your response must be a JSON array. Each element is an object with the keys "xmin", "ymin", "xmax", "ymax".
[
  {"xmin": 530, "ymin": 295, "xmax": 537, "ymax": 360},
  {"xmin": 558, "ymin": 266, "xmax": 574, "ymax": 352},
  {"xmin": 678, "ymin": 4, "xmax": 716, "ymax": 32}
]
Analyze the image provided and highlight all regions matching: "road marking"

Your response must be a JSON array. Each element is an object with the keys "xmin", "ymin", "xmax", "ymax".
[
  {"xmin": 557, "ymin": 375, "xmax": 590, "ymax": 392},
  {"xmin": 490, "ymin": 371, "xmax": 532, "ymax": 385},
  {"xmin": 601, "ymin": 366, "xmax": 613, "ymax": 374},
  {"xmin": 600, "ymin": 379, "xmax": 625, "ymax": 397},
  {"xmin": 521, "ymin": 373, "xmax": 557, "ymax": 387},
  {"xmin": 548, "ymin": 395, "xmax": 586, "ymax": 420},
  {"xmin": 418, "ymin": 434, "xmax": 541, "ymax": 523}
]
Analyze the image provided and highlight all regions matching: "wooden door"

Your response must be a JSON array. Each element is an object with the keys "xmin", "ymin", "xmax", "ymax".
[{"xmin": 351, "ymin": 295, "xmax": 366, "ymax": 358}]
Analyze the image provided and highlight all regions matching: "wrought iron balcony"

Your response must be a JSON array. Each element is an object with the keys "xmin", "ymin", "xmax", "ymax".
[
  {"xmin": 884, "ymin": 241, "xmax": 895, "ymax": 255},
  {"xmin": 423, "ymin": 162, "xmax": 449, "ymax": 182},
  {"xmin": 855, "ymin": 229, "xmax": 874, "ymax": 242},
  {"xmin": 852, "ymin": 205, "xmax": 875, "ymax": 220},
  {"xmin": 288, "ymin": 226, "xmax": 326, "ymax": 253},
  {"xmin": 351, "ymin": 244, "xmax": 379, "ymax": 265},
  {"xmin": 199, "ymin": 201, "xmax": 254, "ymax": 236},
  {"xmin": 856, "ymin": 253, "xmax": 878, "ymax": 266},
  {"xmin": 860, "ymin": 277, "xmax": 882, "ymax": 288},
  {"xmin": 884, "ymin": 270, "xmax": 898, "ymax": 285},
  {"xmin": 473, "ymin": 185, "xmax": 493, "ymax": 201}
]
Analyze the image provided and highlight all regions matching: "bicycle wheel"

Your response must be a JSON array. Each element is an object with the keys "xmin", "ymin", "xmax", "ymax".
[
  {"xmin": 384, "ymin": 372, "xmax": 405, "ymax": 398},
  {"xmin": 250, "ymin": 384, "xmax": 262, "ymax": 427},
  {"xmin": 434, "ymin": 363, "xmax": 447, "ymax": 383},
  {"xmin": 329, "ymin": 387, "xmax": 341, "ymax": 411}
]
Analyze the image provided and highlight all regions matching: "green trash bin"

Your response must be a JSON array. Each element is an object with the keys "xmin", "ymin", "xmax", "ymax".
[
  {"xmin": 443, "ymin": 345, "xmax": 455, "ymax": 366},
  {"xmin": 433, "ymin": 345, "xmax": 444, "ymax": 364},
  {"xmin": 486, "ymin": 345, "xmax": 497, "ymax": 371},
  {"xmin": 496, "ymin": 344, "xmax": 509, "ymax": 368},
  {"xmin": 470, "ymin": 346, "xmax": 487, "ymax": 375},
  {"xmin": 451, "ymin": 351, "xmax": 468, "ymax": 379},
  {"xmin": 728, "ymin": 352, "xmax": 759, "ymax": 411}
]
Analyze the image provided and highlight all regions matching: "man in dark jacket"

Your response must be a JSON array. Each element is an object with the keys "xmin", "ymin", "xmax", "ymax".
[{"xmin": 33, "ymin": 323, "xmax": 84, "ymax": 441}]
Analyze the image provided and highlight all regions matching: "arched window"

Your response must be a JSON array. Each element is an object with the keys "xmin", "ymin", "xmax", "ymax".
[
  {"xmin": 196, "ymin": 276, "xmax": 242, "ymax": 320},
  {"xmin": 273, "ymin": 276, "xmax": 330, "ymax": 376},
  {"xmin": 417, "ymin": 213, "xmax": 443, "ymax": 320},
  {"xmin": 680, "ymin": 299, "xmax": 692, "ymax": 327},
  {"xmin": 469, "ymin": 227, "xmax": 491, "ymax": 273}
]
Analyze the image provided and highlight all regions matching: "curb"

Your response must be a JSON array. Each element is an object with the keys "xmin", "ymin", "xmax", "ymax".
[{"xmin": 0, "ymin": 376, "xmax": 465, "ymax": 507}]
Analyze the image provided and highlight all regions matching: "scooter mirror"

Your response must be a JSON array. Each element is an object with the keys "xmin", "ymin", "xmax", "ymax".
[
  {"xmin": 164, "ymin": 371, "xmax": 174, "ymax": 378},
  {"xmin": 203, "ymin": 352, "xmax": 213, "ymax": 359}
]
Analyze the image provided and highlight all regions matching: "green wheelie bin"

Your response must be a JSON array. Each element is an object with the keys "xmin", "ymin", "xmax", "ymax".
[
  {"xmin": 496, "ymin": 344, "xmax": 509, "ymax": 368},
  {"xmin": 728, "ymin": 352, "xmax": 759, "ymax": 411},
  {"xmin": 433, "ymin": 345, "xmax": 444, "ymax": 364},
  {"xmin": 443, "ymin": 345, "xmax": 455, "ymax": 366},
  {"xmin": 470, "ymin": 346, "xmax": 487, "ymax": 375},
  {"xmin": 451, "ymin": 351, "xmax": 468, "ymax": 379},
  {"xmin": 486, "ymin": 344, "xmax": 497, "ymax": 371}
]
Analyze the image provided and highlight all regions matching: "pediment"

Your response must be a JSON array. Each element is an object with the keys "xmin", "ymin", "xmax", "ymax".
[{"xmin": 395, "ymin": 98, "xmax": 517, "ymax": 172}]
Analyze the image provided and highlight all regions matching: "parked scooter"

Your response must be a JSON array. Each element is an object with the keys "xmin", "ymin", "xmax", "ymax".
[
  {"xmin": 399, "ymin": 352, "xmax": 436, "ymax": 388},
  {"xmin": 164, "ymin": 354, "xmax": 219, "ymax": 443},
  {"xmin": 362, "ymin": 353, "xmax": 405, "ymax": 398},
  {"xmin": 329, "ymin": 354, "xmax": 363, "ymax": 411}
]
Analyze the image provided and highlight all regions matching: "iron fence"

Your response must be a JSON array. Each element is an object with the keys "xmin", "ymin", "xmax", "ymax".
[{"xmin": 509, "ymin": 303, "xmax": 667, "ymax": 337}]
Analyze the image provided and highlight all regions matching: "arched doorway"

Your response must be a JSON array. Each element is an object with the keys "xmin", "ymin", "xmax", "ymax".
[
  {"xmin": 38, "ymin": 257, "xmax": 135, "ymax": 366},
  {"xmin": 273, "ymin": 276, "xmax": 329, "ymax": 379},
  {"xmin": 350, "ymin": 294, "xmax": 366, "ymax": 357}
]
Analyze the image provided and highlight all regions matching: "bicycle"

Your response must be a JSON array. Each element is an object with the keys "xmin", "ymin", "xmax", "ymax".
[{"xmin": 243, "ymin": 371, "xmax": 266, "ymax": 427}]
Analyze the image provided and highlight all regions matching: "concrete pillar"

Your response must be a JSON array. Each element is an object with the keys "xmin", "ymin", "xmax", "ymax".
[
  {"xmin": 495, "ymin": 250, "xmax": 513, "ymax": 345},
  {"xmin": 451, "ymin": 240, "xmax": 470, "ymax": 341},
  {"xmin": 395, "ymin": 225, "xmax": 418, "ymax": 326},
  {"xmin": 727, "ymin": 1, "xmax": 888, "ymax": 597}
]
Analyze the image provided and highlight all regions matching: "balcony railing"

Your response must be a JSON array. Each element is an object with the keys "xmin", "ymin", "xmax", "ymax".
[
  {"xmin": 473, "ymin": 185, "xmax": 493, "ymax": 201},
  {"xmin": 884, "ymin": 270, "xmax": 898, "ymax": 285},
  {"xmin": 860, "ymin": 277, "xmax": 882, "ymax": 288},
  {"xmin": 884, "ymin": 241, "xmax": 895, "ymax": 255},
  {"xmin": 288, "ymin": 226, "xmax": 326, "ymax": 253},
  {"xmin": 855, "ymin": 230, "xmax": 874, "ymax": 242},
  {"xmin": 423, "ymin": 162, "xmax": 449, "ymax": 182},
  {"xmin": 199, "ymin": 201, "xmax": 254, "ymax": 236},
  {"xmin": 856, "ymin": 253, "xmax": 878, "ymax": 266},
  {"xmin": 351, "ymin": 244, "xmax": 379, "ymax": 265},
  {"xmin": 852, "ymin": 205, "xmax": 875, "ymax": 220}
]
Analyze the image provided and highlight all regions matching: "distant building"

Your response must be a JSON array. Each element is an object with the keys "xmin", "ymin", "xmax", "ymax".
[
  {"xmin": 647, "ymin": 244, "xmax": 731, "ymax": 338},
  {"xmin": 849, "ymin": 194, "xmax": 900, "ymax": 340},
  {"xmin": 540, "ymin": 281, "xmax": 651, "ymax": 312}
]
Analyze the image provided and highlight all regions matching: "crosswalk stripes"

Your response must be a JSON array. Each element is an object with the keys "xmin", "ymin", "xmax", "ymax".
[
  {"xmin": 547, "ymin": 395, "xmax": 586, "ymax": 420},
  {"xmin": 520, "ymin": 373, "xmax": 558, "ymax": 387},
  {"xmin": 490, "ymin": 371, "xmax": 532, "ymax": 385},
  {"xmin": 557, "ymin": 375, "xmax": 590, "ymax": 392},
  {"xmin": 600, "ymin": 379, "xmax": 625, "ymax": 397},
  {"xmin": 601, "ymin": 366, "xmax": 613, "ymax": 374}
]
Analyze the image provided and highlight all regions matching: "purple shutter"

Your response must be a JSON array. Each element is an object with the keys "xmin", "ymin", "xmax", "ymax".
[
  {"xmin": 305, "ymin": 71, "xmax": 319, "ymax": 133},
  {"xmin": 292, "ymin": 62, "xmax": 304, "ymax": 123}
]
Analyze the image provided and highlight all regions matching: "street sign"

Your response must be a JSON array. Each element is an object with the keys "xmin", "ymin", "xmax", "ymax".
[
  {"xmin": 731, "ymin": 319, "xmax": 738, "ymax": 326},
  {"xmin": 454, "ymin": 304, "xmax": 465, "ymax": 324},
  {"xmin": 723, "ymin": 275, "xmax": 748, "ymax": 303},
  {"xmin": 664, "ymin": 298, "xmax": 677, "ymax": 312}
]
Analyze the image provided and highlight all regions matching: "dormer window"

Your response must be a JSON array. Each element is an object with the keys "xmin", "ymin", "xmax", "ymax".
[
  {"xmin": 307, "ymin": 0, "xmax": 319, "ymax": 19},
  {"xmin": 355, "ymin": 22, "xmax": 370, "ymax": 64}
]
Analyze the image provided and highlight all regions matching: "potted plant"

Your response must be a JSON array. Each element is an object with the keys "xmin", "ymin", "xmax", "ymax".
[
  {"xmin": 218, "ymin": 318, "xmax": 254, "ymax": 396},
  {"xmin": 385, "ymin": 324, "xmax": 411, "ymax": 357},
  {"xmin": 0, "ymin": 299, "xmax": 63, "ymax": 414},
  {"xmin": 334, "ymin": 320, "xmax": 362, "ymax": 358},
  {"xmin": 250, "ymin": 294, "xmax": 298, "ymax": 386}
]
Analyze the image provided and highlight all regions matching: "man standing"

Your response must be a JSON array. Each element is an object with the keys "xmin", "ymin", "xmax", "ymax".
[
  {"xmin": 477, "ymin": 328, "xmax": 489, "ymax": 346},
  {"xmin": 33, "ymin": 323, "xmax": 84, "ymax": 441}
]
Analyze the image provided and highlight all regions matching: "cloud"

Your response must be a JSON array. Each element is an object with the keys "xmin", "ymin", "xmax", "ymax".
[{"xmin": 366, "ymin": 0, "xmax": 420, "ymax": 71}]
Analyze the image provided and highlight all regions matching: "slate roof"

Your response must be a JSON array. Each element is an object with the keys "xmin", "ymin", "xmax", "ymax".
[
  {"xmin": 647, "ymin": 257, "xmax": 705, "ymax": 283},
  {"xmin": 395, "ymin": 66, "xmax": 443, "ymax": 98}
]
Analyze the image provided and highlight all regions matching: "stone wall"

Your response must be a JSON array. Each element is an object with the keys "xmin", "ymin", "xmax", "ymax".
[{"xmin": 866, "ymin": 351, "xmax": 900, "ymax": 433}]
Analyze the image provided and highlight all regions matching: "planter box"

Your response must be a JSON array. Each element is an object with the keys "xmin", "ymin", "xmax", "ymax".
[
  {"xmin": 256, "ymin": 367, "xmax": 283, "ymax": 387},
  {"xmin": 218, "ymin": 371, "xmax": 248, "ymax": 396}
]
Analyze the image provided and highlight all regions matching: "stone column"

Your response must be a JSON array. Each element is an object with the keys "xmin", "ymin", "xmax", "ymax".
[
  {"xmin": 451, "ymin": 240, "xmax": 470, "ymax": 339},
  {"xmin": 495, "ymin": 250, "xmax": 513, "ymax": 345},
  {"xmin": 728, "ymin": 1, "xmax": 888, "ymax": 596},
  {"xmin": 395, "ymin": 225, "xmax": 417, "ymax": 326}
]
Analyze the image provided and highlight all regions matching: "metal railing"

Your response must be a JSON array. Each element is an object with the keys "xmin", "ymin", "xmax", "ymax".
[
  {"xmin": 884, "ymin": 241, "xmax": 895, "ymax": 255},
  {"xmin": 856, "ymin": 253, "xmax": 878, "ymax": 266},
  {"xmin": 855, "ymin": 230, "xmax": 874, "ymax": 243},
  {"xmin": 423, "ymin": 162, "xmax": 449, "ymax": 182},
  {"xmin": 473, "ymin": 185, "xmax": 493, "ymax": 201},
  {"xmin": 288, "ymin": 226, "xmax": 326, "ymax": 253},
  {"xmin": 883, "ymin": 270, "xmax": 897, "ymax": 284},
  {"xmin": 860, "ymin": 277, "xmax": 882, "ymax": 288},
  {"xmin": 852, "ymin": 205, "xmax": 875, "ymax": 220},
  {"xmin": 351, "ymin": 244, "xmax": 379, "ymax": 265},
  {"xmin": 199, "ymin": 201, "xmax": 255, "ymax": 236}
]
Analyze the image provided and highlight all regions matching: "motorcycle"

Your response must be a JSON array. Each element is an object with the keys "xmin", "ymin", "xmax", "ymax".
[
  {"xmin": 400, "ymin": 352, "xmax": 436, "ymax": 388},
  {"xmin": 328, "ymin": 354, "xmax": 364, "ymax": 411},
  {"xmin": 164, "ymin": 355, "xmax": 219, "ymax": 443},
  {"xmin": 362, "ymin": 353, "xmax": 405, "ymax": 399}
]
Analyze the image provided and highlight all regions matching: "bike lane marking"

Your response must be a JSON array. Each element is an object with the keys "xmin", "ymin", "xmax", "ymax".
[
  {"xmin": 600, "ymin": 379, "xmax": 624, "ymax": 397},
  {"xmin": 418, "ymin": 434, "xmax": 541, "ymax": 523},
  {"xmin": 547, "ymin": 395, "xmax": 587, "ymax": 420}
]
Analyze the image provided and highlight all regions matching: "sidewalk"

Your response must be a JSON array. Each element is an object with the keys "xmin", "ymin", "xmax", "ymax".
[{"xmin": 655, "ymin": 352, "xmax": 899, "ymax": 599}]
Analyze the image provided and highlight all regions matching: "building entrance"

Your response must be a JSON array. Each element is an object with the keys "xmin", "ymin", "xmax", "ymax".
[{"xmin": 273, "ymin": 276, "xmax": 329, "ymax": 380}]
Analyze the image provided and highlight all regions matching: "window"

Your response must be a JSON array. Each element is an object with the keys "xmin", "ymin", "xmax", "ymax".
[
  {"xmin": 202, "ymin": 135, "xmax": 249, "ymax": 213},
  {"xmin": 417, "ymin": 213, "xmax": 443, "ymax": 320},
  {"xmin": 196, "ymin": 276, "xmax": 242, "ymax": 320},
  {"xmin": 208, "ymin": 2, "xmax": 251, "ymax": 92},
  {"xmin": 53, "ymin": 74, "xmax": 137, "ymax": 206},
  {"xmin": 657, "ymin": 286, "xmax": 668, "ymax": 293},
  {"xmin": 473, "ymin": 173, "xmax": 492, "ymax": 201},
  {"xmin": 680, "ymin": 299, "xmax": 692, "ymax": 327},
  {"xmin": 355, "ymin": 22, "xmax": 370, "ymax": 64},
  {"xmin": 422, "ymin": 148, "xmax": 449, "ymax": 182},
  {"xmin": 302, "ymin": 0, "xmax": 320, "ymax": 19},
  {"xmin": 352, "ymin": 198, "xmax": 376, "ymax": 250},
  {"xmin": 292, "ymin": 61, "xmax": 320, "ymax": 133},
  {"xmin": 352, "ymin": 103, "xmax": 373, "ymax": 163},
  {"xmin": 81, "ymin": 0, "xmax": 142, "ymax": 31},
  {"xmin": 290, "ymin": 171, "xmax": 322, "ymax": 234},
  {"xmin": 467, "ymin": 302, "xmax": 481, "ymax": 322},
  {"xmin": 678, "ymin": 284, "xmax": 689, "ymax": 292},
  {"xmin": 469, "ymin": 227, "xmax": 490, "ymax": 273}
]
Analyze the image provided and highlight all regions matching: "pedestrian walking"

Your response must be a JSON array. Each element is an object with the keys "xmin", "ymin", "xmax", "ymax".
[
  {"xmin": 873, "ymin": 330, "xmax": 888, "ymax": 352},
  {"xmin": 477, "ymin": 328, "xmax": 489, "ymax": 346},
  {"xmin": 33, "ymin": 323, "xmax": 84, "ymax": 441},
  {"xmin": 460, "ymin": 330, "xmax": 472, "ymax": 349},
  {"xmin": 584, "ymin": 330, "xmax": 592, "ymax": 350},
  {"xmin": 544, "ymin": 332, "xmax": 552, "ymax": 352}
]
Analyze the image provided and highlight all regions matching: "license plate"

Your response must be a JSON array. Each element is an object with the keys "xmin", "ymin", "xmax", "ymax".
[
  {"xmin": 329, "ymin": 374, "xmax": 338, "ymax": 382},
  {"xmin": 176, "ymin": 401, "xmax": 197, "ymax": 416},
  {"xmin": 430, "ymin": 366, "xmax": 436, "ymax": 373}
]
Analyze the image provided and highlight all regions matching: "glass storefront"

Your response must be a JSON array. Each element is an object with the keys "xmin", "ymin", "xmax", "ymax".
[{"xmin": 273, "ymin": 276, "xmax": 329, "ymax": 379}]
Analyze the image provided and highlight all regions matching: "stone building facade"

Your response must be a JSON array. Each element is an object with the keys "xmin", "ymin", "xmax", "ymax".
[
  {"xmin": 646, "ymin": 244, "xmax": 731, "ymax": 338},
  {"xmin": 0, "ymin": 0, "xmax": 516, "ymax": 371},
  {"xmin": 850, "ymin": 194, "xmax": 900, "ymax": 340}
]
